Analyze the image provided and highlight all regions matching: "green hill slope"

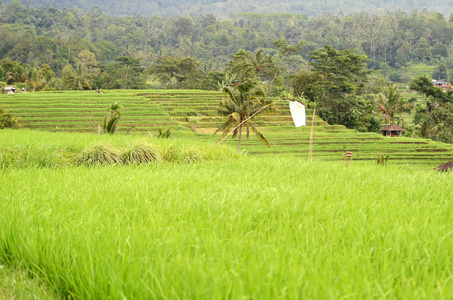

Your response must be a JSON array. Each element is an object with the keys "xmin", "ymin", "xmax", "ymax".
[{"xmin": 1, "ymin": 90, "xmax": 452, "ymax": 166}]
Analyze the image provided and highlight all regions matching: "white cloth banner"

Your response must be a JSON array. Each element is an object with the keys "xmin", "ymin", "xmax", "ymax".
[{"xmin": 289, "ymin": 101, "xmax": 306, "ymax": 127}]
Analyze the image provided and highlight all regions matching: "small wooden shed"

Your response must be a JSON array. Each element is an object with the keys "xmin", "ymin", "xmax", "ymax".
[{"xmin": 380, "ymin": 124, "xmax": 404, "ymax": 137}]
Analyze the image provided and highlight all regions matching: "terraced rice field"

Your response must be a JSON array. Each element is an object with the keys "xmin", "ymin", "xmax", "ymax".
[
  {"xmin": 2, "ymin": 91, "xmax": 453, "ymax": 299},
  {"xmin": 142, "ymin": 90, "xmax": 453, "ymax": 166},
  {"xmin": 2, "ymin": 89, "xmax": 453, "ymax": 166},
  {"xmin": 0, "ymin": 90, "xmax": 186, "ymax": 133}
]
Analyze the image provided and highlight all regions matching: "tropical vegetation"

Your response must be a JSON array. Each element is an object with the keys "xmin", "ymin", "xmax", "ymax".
[{"xmin": 2, "ymin": 1, "xmax": 453, "ymax": 299}]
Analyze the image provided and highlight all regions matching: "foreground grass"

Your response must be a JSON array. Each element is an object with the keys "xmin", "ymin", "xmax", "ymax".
[
  {"xmin": 0, "ymin": 263, "xmax": 57, "ymax": 300},
  {"xmin": 1, "ymin": 157, "xmax": 453, "ymax": 299}
]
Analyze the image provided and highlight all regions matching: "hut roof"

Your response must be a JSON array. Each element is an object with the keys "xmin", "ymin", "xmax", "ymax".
[
  {"xmin": 434, "ymin": 161, "xmax": 453, "ymax": 171},
  {"xmin": 380, "ymin": 124, "xmax": 405, "ymax": 132}
]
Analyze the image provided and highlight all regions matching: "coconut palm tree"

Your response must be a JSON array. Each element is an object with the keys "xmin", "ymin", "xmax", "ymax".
[
  {"xmin": 6, "ymin": 63, "xmax": 28, "ymax": 84},
  {"xmin": 249, "ymin": 49, "xmax": 275, "ymax": 79},
  {"xmin": 26, "ymin": 67, "xmax": 44, "ymax": 92},
  {"xmin": 248, "ymin": 49, "xmax": 279, "ymax": 95},
  {"xmin": 69, "ymin": 64, "xmax": 93, "ymax": 90},
  {"xmin": 215, "ymin": 77, "xmax": 275, "ymax": 153},
  {"xmin": 376, "ymin": 85, "xmax": 414, "ymax": 125}
]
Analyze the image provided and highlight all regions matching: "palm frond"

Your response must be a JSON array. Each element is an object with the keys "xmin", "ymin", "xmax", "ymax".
[
  {"xmin": 250, "ymin": 124, "xmax": 271, "ymax": 147},
  {"xmin": 222, "ymin": 86, "xmax": 237, "ymax": 101},
  {"xmin": 106, "ymin": 116, "xmax": 121, "ymax": 134},
  {"xmin": 214, "ymin": 118, "xmax": 235, "ymax": 135}
]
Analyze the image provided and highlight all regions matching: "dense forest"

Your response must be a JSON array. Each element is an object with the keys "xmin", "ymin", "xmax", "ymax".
[
  {"xmin": 2, "ymin": 0, "xmax": 453, "ymax": 18},
  {"xmin": 1, "ymin": 0, "xmax": 453, "ymax": 80},
  {"xmin": 1, "ymin": 1, "xmax": 453, "ymax": 143}
]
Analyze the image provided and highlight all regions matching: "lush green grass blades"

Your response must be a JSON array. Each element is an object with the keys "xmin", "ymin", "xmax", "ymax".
[{"xmin": 1, "ymin": 159, "xmax": 453, "ymax": 299}]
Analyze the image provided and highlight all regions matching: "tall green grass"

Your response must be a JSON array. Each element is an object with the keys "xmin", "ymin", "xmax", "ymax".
[
  {"xmin": 0, "ymin": 130, "xmax": 239, "ymax": 169},
  {"xmin": 1, "ymin": 158, "xmax": 452, "ymax": 299}
]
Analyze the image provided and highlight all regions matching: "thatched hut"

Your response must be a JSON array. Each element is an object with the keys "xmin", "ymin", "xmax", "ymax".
[
  {"xmin": 380, "ymin": 124, "xmax": 404, "ymax": 137},
  {"xmin": 434, "ymin": 161, "xmax": 453, "ymax": 172}
]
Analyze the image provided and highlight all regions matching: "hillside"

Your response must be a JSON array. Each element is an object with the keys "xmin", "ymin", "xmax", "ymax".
[
  {"xmin": 2, "ymin": 90, "xmax": 453, "ymax": 166},
  {"xmin": 3, "ymin": 0, "xmax": 453, "ymax": 17}
]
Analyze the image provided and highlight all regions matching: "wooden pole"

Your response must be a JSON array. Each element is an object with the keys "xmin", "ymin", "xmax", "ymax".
[{"xmin": 308, "ymin": 108, "xmax": 316, "ymax": 163}]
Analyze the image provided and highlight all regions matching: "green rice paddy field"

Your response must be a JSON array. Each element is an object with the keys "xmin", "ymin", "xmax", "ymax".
[
  {"xmin": 1, "ymin": 90, "xmax": 453, "ymax": 166},
  {"xmin": 1, "ymin": 90, "xmax": 453, "ymax": 299}
]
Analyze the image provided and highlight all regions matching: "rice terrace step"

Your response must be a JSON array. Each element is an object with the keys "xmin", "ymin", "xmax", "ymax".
[{"xmin": 1, "ymin": 90, "xmax": 453, "ymax": 166}]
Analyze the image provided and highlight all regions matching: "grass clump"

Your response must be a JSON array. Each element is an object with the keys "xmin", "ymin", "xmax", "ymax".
[
  {"xmin": 77, "ymin": 144, "xmax": 122, "ymax": 166},
  {"xmin": 122, "ymin": 142, "xmax": 162, "ymax": 165},
  {"xmin": 163, "ymin": 144, "xmax": 205, "ymax": 163},
  {"xmin": 0, "ymin": 146, "xmax": 73, "ymax": 169},
  {"xmin": 0, "ymin": 130, "xmax": 240, "ymax": 168}
]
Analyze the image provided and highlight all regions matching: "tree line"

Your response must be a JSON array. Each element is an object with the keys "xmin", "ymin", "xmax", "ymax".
[
  {"xmin": 1, "ymin": 1, "xmax": 453, "ymax": 143},
  {"xmin": 1, "ymin": 1, "xmax": 453, "ymax": 80}
]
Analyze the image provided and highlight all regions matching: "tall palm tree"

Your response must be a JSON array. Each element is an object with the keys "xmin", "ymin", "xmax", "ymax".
[
  {"xmin": 70, "ymin": 64, "xmax": 92, "ymax": 90},
  {"xmin": 26, "ymin": 67, "xmax": 44, "ymax": 92},
  {"xmin": 248, "ymin": 50, "xmax": 279, "ymax": 95},
  {"xmin": 6, "ymin": 64, "xmax": 28, "ymax": 84},
  {"xmin": 376, "ymin": 85, "xmax": 414, "ymax": 125},
  {"xmin": 249, "ymin": 49, "xmax": 275, "ymax": 79},
  {"xmin": 215, "ymin": 78, "xmax": 275, "ymax": 153}
]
